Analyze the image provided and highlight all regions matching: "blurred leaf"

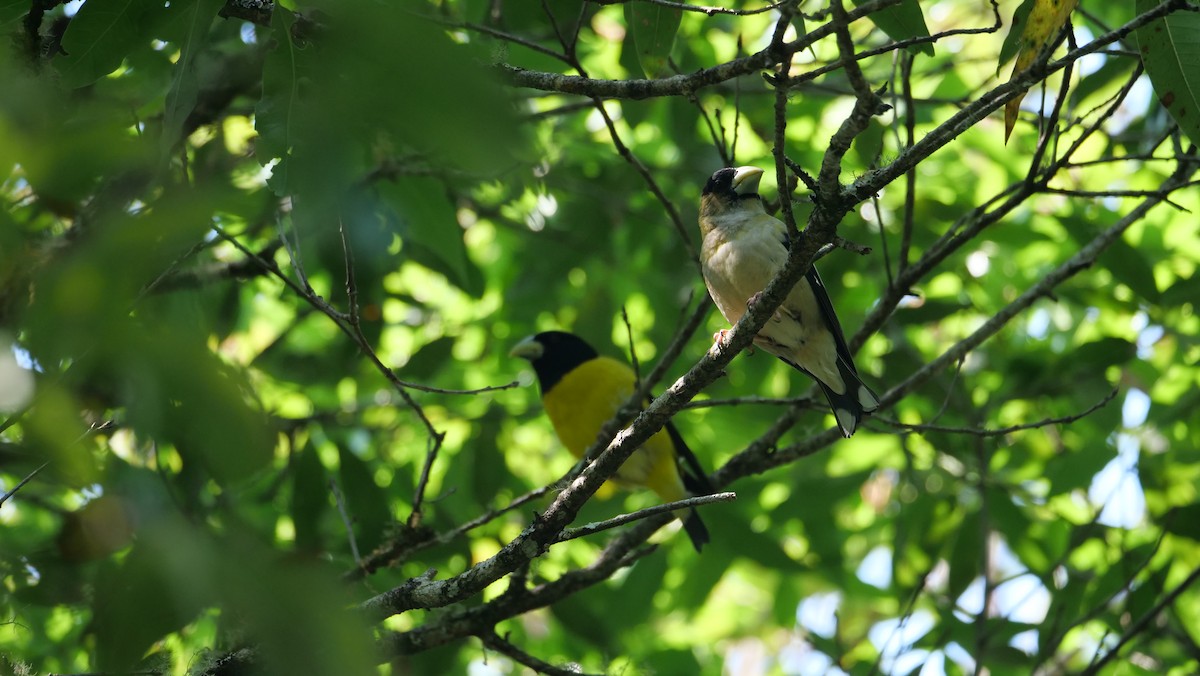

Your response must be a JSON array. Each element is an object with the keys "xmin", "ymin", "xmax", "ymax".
[
  {"xmin": 21, "ymin": 384, "xmax": 98, "ymax": 487},
  {"xmin": 1162, "ymin": 272, "xmax": 1200, "ymax": 306},
  {"xmin": 160, "ymin": 0, "xmax": 223, "ymax": 150},
  {"xmin": 402, "ymin": 336, "xmax": 457, "ymax": 381},
  {"xmin": 1062, "ymin": 214, "xmax": 1160, "ymax": 302},
  {"xmin": 1045, "ymin": 445, "xmax": 1116, "ymax": 495},
  {"xmin": 95, "ymin": 518, "xmax": 376, "ymax": 675},
  {"xmin": 643, "ymin": 648, "xmax": 702, "ymax": 674},
  {"xmin": 1164, "ymin": 504, "xmax": 1200, "ymax": 542},
  {"xmin": 1071, "ymin": 338, "xmax": 1136, "ymax": 368},
  {"xmin": 93, "ymin": 534, "xmax": 202, "ymax": 670},
  {"xmin": 317, "ymin": 2, "xmax": 523, "ymax": 173},
  {"xmin": 1136, "ymin": 2, "xmax": 1200, "ymax": 148},
  {"xmin": 852, "ymin": 0, "xmax": 934, "ymax": 56},
  {"xmin": 551, "ymin": 584, "xmax": 619, "ymax": 650},
  {"xmin": 0, "ymin": 0, "xmax": 26, "ymax": 28},
  {"xmin": 58, "ymin": 0, "xmax": 170, "ymax": 88},
  {"xmin": 380, "ymin": 178, "xmax": 471, "ymax": 289},
  {"xmin": 1126, "ymin": 564, "xmax": 1170, "ymax": 621},
  {"xmin": 948, "ymin": 510, "xmax": 983, "ymax": 600},
  {"xmin": 610, "ymin": 549, "xmax": 668, "ymax": 628},
  {"xmin": 255, "ymin": 8, "xmax": 299, "ymax": 171},
  {"xmin": 292, "ymin": 441, "xmax": 329, "ymax": 554},
  {"xmin": 852, "ymin": 119, "xmax": 886, "ymax": 168},
  {"xmin": 1068, "ymin": 56, "xmax": 1138, "ymax": 107},
  {"xmin": 623, "ymin": 3, "xmax": 682, "ymax": 78},
  {"xmin": 337, "ymin": 444, "xmax": 391, "ymax": 553}
]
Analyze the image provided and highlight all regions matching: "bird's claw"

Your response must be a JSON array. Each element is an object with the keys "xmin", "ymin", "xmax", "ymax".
[
  {"xmin": 710, "ymin": 328, "xmax": 757, "ymax": 356},
  {"xmin": 709, "ymin": 329, "xmax": 731, "ymax": 355}
]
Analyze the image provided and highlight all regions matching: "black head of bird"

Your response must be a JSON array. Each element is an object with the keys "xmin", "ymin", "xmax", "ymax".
[
  {"xmin": 509, "ymin": 330, "xmax": 599, "ymax": 393},
  {"xmin": 699, "ymin": 166, "xmax": 766, "ymax": 227}
]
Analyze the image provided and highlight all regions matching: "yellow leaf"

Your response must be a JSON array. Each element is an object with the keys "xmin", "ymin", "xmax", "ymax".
[{"xmin": 1003, "ymin": 0, "xmax": 1079, "ymax": 142}]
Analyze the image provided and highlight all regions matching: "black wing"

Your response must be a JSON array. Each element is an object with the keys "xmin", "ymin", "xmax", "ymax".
[
  {"xmin": 804, "ymin": 266, "xmax": 858, "ymax": 375},
  {"xmin": 663, "ymin": 419, "xmax": 715, "ymax": 496}
]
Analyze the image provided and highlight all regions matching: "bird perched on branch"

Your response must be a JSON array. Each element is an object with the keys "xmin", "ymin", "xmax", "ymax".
[
  {"xmin": 510, "ymin": 331, "xmax": 714, "ymax": 551},
  {"xmin": 698, "ymin": 166, "xmax": 879, "ymax": 437}
]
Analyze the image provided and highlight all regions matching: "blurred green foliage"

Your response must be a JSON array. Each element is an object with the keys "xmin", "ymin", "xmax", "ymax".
[{"xmin": 1, "ymin": 0, "xmax": 1199, "ymax": 674}]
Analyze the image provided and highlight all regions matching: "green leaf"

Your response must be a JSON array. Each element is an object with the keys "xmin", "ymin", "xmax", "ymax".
[
  {"xmin": 1136, "ymin": 1, "xmax": 1200, "ymax": 149},
  {"xmin": 0, "ymin": 0, "xmax": 26, "ymax": 31},
  {"xmin": 1062, "ymin": 213, "xmax": 1160, "ymax": 302},
  {"xmin": 57, "ymin": 0, "xmax": 170, "ymax": 88},
  {"xmin": 1071, "ymin": 337, "xmax": 1136, "ymax": 368},
  {"xmin": 1162, "ymin": 272, "xmax": 1200, "ymax": 306},
  {"xmin": 1045, "ymin": 445, "xmax": 1116, "ymax": 495},
  {"xmin": 852, "ymin": 0, "xmax": 934, "ymax": 56},
  {"xmin": 160, "ymin": 0, "xmax": 223, "ymax": 151},
  {"xmin": 1098, "ymin": 238, "xmax": 1161, "ymax": 302},
  {"xmin": 1163, "ymin": 504, "xmax": 1200, "ymax": 542},
  {"xmin": 337, "ymin": 444, "xmax": 390, "ymax": 553},
  {"xmin": 948, "ymin": 510, "xmax": 983, "ymax": 599},
  {"xmin": 292, "ymin": 442, "xmax": 329, "ymax": 554},
  {"xmin": 379, "ymin": 177, "xmax": 470, "ymax": 288},
  {"xmin": 93, "ymin": 543, "xmax": 198, "ymax": 670},
  {"xmin": 623, "ymin": 3, "xmax": 682, "ymax": 78},
  {"xmin": 255, "ymin": 8, "xmax": 299, "ymax": 172},
  {"xmin": 852, "ymin": 119, "xmax": 886, "ymax": 168},
  {"xmin": 999, "ymin": 0, "xmax": 1036, "ymax": 72},
  {"xmin": 1069, "ymin": 56, "xmax": 1138, "ymax": 107}
]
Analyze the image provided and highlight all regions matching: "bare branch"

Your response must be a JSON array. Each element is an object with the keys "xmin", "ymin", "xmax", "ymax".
[
  {"xmin": 586, "ymin": 0, "xmax": 788, "ymax": 16},
  {"xmin": 0, "ymin": 462, "xmax": 48, "ymax": 509},
  {"xmin": 1083, "ymin": 566, "xmax": 1200, "ymax": 675},
  {"xmin": 555, "ymin": 492, "xmax": 736, "ymax": 543},
  {"xmin": 876, "ymin": 388, "xmax": 1120, "ymax": 437},
  {"xmin": 498, "ymin": 0, "xmax": 911, "ymax": 99},
  {"xmin": 479, "ymin": 631, "xmax": 603, "ymax": 676}
]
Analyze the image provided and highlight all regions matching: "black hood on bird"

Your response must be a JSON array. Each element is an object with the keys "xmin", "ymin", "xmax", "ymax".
[
  {"xmin": 510, "ymin": 331, "xmax": 599, "ymax": 393},
  {"xmin": 702, "ymin": 166, "xmax": 764, "ymax": 202}
]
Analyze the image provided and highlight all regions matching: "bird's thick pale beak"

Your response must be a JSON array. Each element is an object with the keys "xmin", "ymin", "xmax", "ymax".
[
  {"xmin": 731, "ymin": 166, "xmax": 764, "ymax": 195},
  {"xmin": 509, "ymin": 336, "xmax": 543, "ymax": 361}
]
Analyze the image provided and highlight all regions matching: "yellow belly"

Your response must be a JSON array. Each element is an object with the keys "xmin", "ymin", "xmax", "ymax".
[{"xmin": 542, "ymin": 356, "xmax": 686, "ymax": 503}]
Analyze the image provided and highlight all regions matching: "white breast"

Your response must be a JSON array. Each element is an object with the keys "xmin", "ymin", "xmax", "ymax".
[{"xmin": 701, "ymin": 213, "xmax": 787, "ymax": 326}]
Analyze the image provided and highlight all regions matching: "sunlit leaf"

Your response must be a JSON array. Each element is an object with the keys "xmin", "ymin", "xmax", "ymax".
[
  {"xmin": 852, "ymin": 0, "xmax": 934, "ymax": 56},
  {"xmin": 1135, "ymin": 1, "xmax": 1200, "ymax": 148},
  {"xmin": 1002, "ymin": 0, "xmax": 1079, "ymax": 140}
]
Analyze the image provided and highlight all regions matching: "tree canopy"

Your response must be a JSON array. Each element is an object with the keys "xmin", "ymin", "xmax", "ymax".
[{"xmin": 2, "ymin": 0, "xmax": 1200, "ymax": 674}]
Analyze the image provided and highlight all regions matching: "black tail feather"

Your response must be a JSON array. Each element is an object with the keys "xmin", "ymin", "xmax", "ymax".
[
  {"xmin": 779, "ymin": 355, "xmax": 879, "ymax": 437},
  {"xmin": 816, "ymin": 357, "xmax": 880, "ymax": 437},
  {"xmin": 681, "ymin": 509, "xmax": 710, "ymax": 552},
  {"xmin": 662, "ymin": 419, "xmax": 714, "ymax": 552}
]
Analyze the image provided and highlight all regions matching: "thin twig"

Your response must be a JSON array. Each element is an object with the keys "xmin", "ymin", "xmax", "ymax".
[
  {"xmin": 586, "ymin": 0, "xmax": 788, "ymax": 16},
  {"xmin": 621, "ymin": 306, "xmax": 641, "ymax": 382},
  {"xmin": 554, "ymin": 492, "xmax": 736, "ymax": 543},
  {"xmin": 877, "ymin": 388, "xmax": 1119, "ymax": 436},
  {"xmin": 408, "ymin": 434, "xmax": 446, "ymax": 529},
  {"xmin": 0, "ymin": 462, "xmax": 49, "ymax": 508},
  {"xmin": 1082, "ymin": 565, "xmax": 1200, "ymax": 675},
  {"xmin": 682, "ymin": 395, "xmax": 817, "ymax": 410},
  {"xmin": 330, "ymin": 477, "xmax": 363, "ymax": 567},
  {"xmin": 479, "ymin": 631, "xmax": 603, "ymax": 676}
]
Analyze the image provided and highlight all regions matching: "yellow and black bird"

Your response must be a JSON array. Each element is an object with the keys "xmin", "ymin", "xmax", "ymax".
[
  {"xmin": 510, "ymin": 331, "xmax": 713, "ymax": 551},
  {"xmin": 698, "ymin": 166, "xmax": 880, "ymax": 437}
]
